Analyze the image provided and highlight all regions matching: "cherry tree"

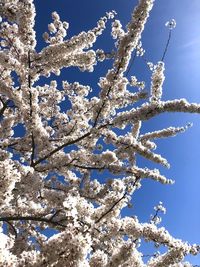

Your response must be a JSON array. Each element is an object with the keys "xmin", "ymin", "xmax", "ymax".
[{"xmin": 0, "ymin": 0, "xmax": 199, "ymax": 266}]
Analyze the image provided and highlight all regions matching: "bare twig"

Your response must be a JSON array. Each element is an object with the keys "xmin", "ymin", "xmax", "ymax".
[{"xmin": 161, "ymin": 30, "xmax": 172, "ymax": 61}]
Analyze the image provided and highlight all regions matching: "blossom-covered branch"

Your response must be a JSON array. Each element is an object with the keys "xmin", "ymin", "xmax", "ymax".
[{"xmin": 0, "ymin": 0, "xmax": 199, "ymax": 266}]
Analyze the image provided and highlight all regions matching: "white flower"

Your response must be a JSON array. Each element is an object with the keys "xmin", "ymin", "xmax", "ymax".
[
  {"xmin": 165, "ymin": 19, "xmax": 176, "ymax": 29},
  {"xmin": 48, "ymin": 23, "xmax": 56, "ymax": 33},
  {"xmin": 63, "ymin": 21, "xmax": 69, "ymax": 29},
  {"xmin": 52, "ymin": 11, "xmax": 60, "ymax": 20},
  {"xmin": 101, "ymin": 150, "xmax": 118, "ymax": 163},
  {"xmin": 0, "ymin": 0, "xmax": 199, "ymax": 266},
  {"xmin": 43, "ymin": 32, "xmax": 49, "ymax": 41}
]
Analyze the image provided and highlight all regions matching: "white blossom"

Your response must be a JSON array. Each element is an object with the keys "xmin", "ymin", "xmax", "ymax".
[
  {"xmin": 0, "ymin": 0, "xmax": 199, "ymax": 266},
  {"xmin": 150, "ymin": 61, "xmax": 165, "ymax": 103},
  {"xmin": 165, "ymin": 19, "xmax": 176, "ymax": 30}
]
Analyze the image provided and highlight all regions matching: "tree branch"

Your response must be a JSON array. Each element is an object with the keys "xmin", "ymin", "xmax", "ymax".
[
  {"xmin": 95, "ymin": 191, "xmax": 128, "ymax": 223},
  {"xmin": 0, "ymin": 213, "xmax": 67, "ymax": 229},
  {"xmin": 0, "ymin": 97, "xmax": 10, "ymax": 117}
]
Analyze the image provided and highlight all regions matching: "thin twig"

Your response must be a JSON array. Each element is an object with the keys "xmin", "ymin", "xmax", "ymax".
[
  {"xmin": 161, "ymin": 30, "xmax": 172, "ymax": 61},
  {"xmin": 95, "ymin": 191, "xmax": 128, "ymax": 223},
  {"xmin": 5, "ymin": 220, "xmax": 18, "ymax": 239},
  {"xmin": 125, "ymin": 49, "xmax": 137, "ymax": 77}
]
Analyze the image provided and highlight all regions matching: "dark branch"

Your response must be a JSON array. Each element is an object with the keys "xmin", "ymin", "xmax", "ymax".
[
  {"xmin": 161, "ymin": 30, "xmax": 172, "ymax": 61},
  {"xmin": 0, "ymin": 98, "xmax": 10, "ymax": 117},
  {"xmin": 5, "ymin": 220, "xmax": 18, "ymax": 239},
  {"xmin": 95, "ymin": 191, "xmax": 128, "ymax": 223},
  {"xmin": 125, "ymin": 49, "xmax": 137, "ymax": 77},
  {"xmin": 32, "ymin": 123, "xmax": 110, "ymax": 167},
  {"xmin": 0, "ymin": 213, "xmax": 67, "ymax": 229}
]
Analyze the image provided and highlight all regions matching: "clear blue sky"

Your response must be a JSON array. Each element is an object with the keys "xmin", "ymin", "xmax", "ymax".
[{"xmin": 34, "ymin": 0, "xmax": 200, "ymax": 264}]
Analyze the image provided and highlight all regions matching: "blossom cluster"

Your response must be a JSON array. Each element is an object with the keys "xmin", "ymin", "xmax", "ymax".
[{"xmin": 0, "ymin": 0, "xmax": 199, "ymax": 266}]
